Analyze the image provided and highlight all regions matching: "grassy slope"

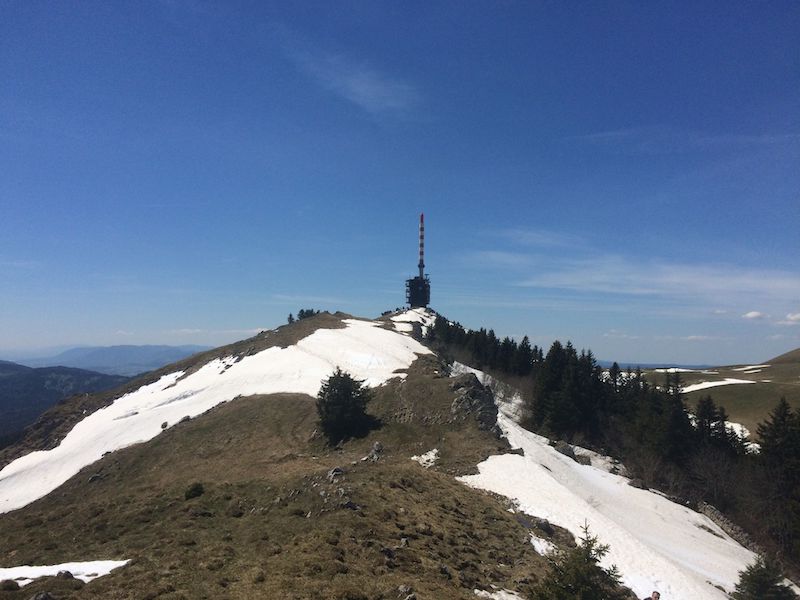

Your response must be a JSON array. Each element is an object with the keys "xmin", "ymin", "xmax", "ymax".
[
  {"xmin": 642, "ymin": 353, "xmax": 800, "ymax": 436},
  {"xmin": 0, "ymin": 352, "xmax": 555, "ymax": 599}
]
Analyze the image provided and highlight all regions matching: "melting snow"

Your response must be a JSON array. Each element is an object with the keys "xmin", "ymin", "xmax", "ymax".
[
  {"xmin": 0, "ymin": 319, "xmax": 430, "ymax": 514},
  {"xmin": 530, "ymin": 533, "xmax": 557, "ymax": 556},
  {"xmin": 390, "ymin": 307, "xmax": 437, "ymax": 336},
  {"xmin": 682, "ymin": 379, "xmax": 756, "ymax": 393},
  {"xmin": 410, "ymin": 448, "xmax": 439, "ymax": 468},
  {"xmin": 731, "ymin": 365, "xmax": 770, "ymax": 371},
  {"xmin": 0, "ymin": 560, "xmax": 129, "ymax": 586},
  {"xmin": 458, "ymin": 412, "xmax": 756, "ymax": 599},
  {"xmin": 474, "ymin": 589, "xmax": 525, "ymax": 599}
]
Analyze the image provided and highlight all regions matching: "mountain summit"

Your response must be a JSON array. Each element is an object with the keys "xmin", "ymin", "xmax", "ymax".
[{"xmin": 0, "ymin": 310, "xmax": 768, "ymax": 598}]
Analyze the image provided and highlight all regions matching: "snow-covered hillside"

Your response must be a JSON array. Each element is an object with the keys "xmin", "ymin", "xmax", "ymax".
[
  {"xmin": 0, "ymin": 315, "xmax": 431, "ymax": 514},
  {"xmin": 456, "ymin": 367, "xmax": 757, "ymax": 599},
  {"xmin": 0, "ymin": 308, "xmax": 767, "ymax": 598}
]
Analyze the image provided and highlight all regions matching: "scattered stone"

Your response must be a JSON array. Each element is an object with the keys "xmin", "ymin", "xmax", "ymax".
[
  {"xmin": 87, "ymin": 473, "xmax": 102, "ymax": 483},
  {"xmin": 575, "ymin": 454, "xmax": 592, "ymax": 466},
  {"xmin": 0, "ymin": 579, "xmax": 19, "ymax": 591},
  {"xmin": 534, "ymin": 517, "xmax": 554, "ymax": 535},
  {"xmin": 56, "ymin": 569, "xmax": 74, "ymax": 579},
  {"xmin": 362, "ymin": 441, "xmax": 384, "ymax": 462},
  {"xmin": 30, "ymin": 593, "xmax": 56, "ymax": 600},
  {"xmin": 553, "ymin": 441, "xmax": 576, "ymax": 460},
  {"xmin": 699, "ymin": 502, "xmax": 764, "ymax": 555},
  {"xmin": 327, "ymin": 466, "xmax": 345, "ymax": 483},
  {"xmin": 439, "ymin": 563, "xmax": 452, "ymax": 579},
  {"xmin": 628, "ymin": 478, "xmax": 646, "ymax": 489},
  {"xmin": 179, "ymin": 415, "xmax": 191, "ymax": 424},
  {"xmin": 161, "ymin": 421, "xmax": 168, "ymax": 429}
]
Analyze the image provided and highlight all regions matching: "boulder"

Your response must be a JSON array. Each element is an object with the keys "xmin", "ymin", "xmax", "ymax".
[{"xmin": 449, "ymin": 374, "xmax": 500, "ymax": 435}]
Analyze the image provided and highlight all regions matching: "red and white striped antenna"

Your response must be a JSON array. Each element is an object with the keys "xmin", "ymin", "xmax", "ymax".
[{"xmin": 418, "ymin": 212, "xmax": 425, "ymax": 278}]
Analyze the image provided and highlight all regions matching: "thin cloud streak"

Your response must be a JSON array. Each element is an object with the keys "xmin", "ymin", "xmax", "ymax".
[
  {"xmin": 515, "ymin": 257, "xmax": 800, "ymax": 304},
  {"xmin": 276, "ymin": 27, "xmax": 420, "ymax": 115},
  {"xmin": 565, "ymin": 125, "xmax": 800, "ymax": 155}
]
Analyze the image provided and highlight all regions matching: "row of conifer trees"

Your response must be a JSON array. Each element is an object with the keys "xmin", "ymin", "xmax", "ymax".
[{"xmin": 427, "ymin": 315, "xmax": 800, "ymax": 575}]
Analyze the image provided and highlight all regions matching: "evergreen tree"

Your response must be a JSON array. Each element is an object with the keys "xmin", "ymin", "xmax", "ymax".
[
  {"xmin": 516, "ymin": 335, "xmax": 534, "ymax": 376},
  {"xmin": 316, "ymin": 368, "xmax": 372, "ymax": 444},
  {"xmin": 730, "ymin": 556, "xmax": 797, "ymax": 600},
  {"xmin": 695, "ymin": 395, "xmax": 717, "ymax": 440},
  {"xmin": 608, "ymin": 361, "xmax": 621, "ymax": 393},
  {"xmin": 532, "ymin": 524, "xmax": 630, "ymax": 600},
  {"xmin": 287, "ymin": 313, "xmax": 295, "ymax": 324}
]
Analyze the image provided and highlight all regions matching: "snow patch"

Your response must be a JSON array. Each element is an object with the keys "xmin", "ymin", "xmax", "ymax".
[
  {"xmin": 458, "ymin": 412, "xmax": 756, "ymax": 599},
  {"xmin": 0, "ymin": 560, "xmax": 129, "ymax": 587},
  {"xmin": 474, "ymin": 588, "xmax": 525, "ymax": 599},
  {"xmin": 0, "ymin": 318, "xmax": 430, "ymax": 514},
  {"xmin": 731, "ymin": 364, "xmax": 770, "ymax": 371},
  {"xmin": 530, "ymin": 533, "xmax": 557, "ymax": 556},
  {"xmin": 682, "ymin": 379, "xmax": 756, "ymax": 393},
  {"xmin": 410, "ymin": 448, "xmax": 439, "ymax": 468},
  {"xmin": 390, "ymin": 308, "xmax": 437, "ymax": 336}
]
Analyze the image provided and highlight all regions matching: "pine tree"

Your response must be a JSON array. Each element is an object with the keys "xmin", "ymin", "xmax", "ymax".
[
  {"xmin": 316, "ymin": 368, "xmax": 372, "ymax": 444},
  {"xmin": 532, "ymin": 523, "xmax": 630, "ymax": 600},
  {"xmin": 730, "ymin": 556, "xmax": 797, "ymax": 600},
  {"xmin": 695, "ymin": 395, "xmax": 717, "ymax": 440}
]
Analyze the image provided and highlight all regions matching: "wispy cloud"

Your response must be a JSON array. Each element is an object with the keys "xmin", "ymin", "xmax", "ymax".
[
  {"xmin": 276, "ymin": 28, "xmax": 420, "ymax": 115},
  {"xmin": 0, "ymin": 258, "xmax": 40, "ymax": 269},
  {"xmin": 497, "ymin": 228, "xmax": 581, "ymax": 248},
  {"xmin": 777, "ymin": 313, "xmax": 800, "ymax": 326},
  {"xmin": 565, "ymin": 125, "xmax": 800, "ymax": 155},
  {"xmin": 603, "ymin": 330, "xmax": 640, "ymax": 340},
  {"xmin": 742, "ymin": 311, "xmax": 767, "ymax": 320}
]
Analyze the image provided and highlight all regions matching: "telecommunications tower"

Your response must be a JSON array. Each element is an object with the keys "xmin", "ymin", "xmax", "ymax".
[{"xmin": 405, "ymin": 213, "xmax": 431, "ymax": 308}]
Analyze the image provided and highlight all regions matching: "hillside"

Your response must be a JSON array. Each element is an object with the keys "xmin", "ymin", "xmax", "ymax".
[
  {"xmin": 0, "ymin": 361, "xmax": 128, "ymax": 447},
  {"xmin": 642, "ymin": 349, "xmax": 800, "ymax": 436},
  {"xmin": 0, "ymin": 310, "xmax": 770, "ymax": 598},
  {"xmin": 18, "ymin": 345, "xmax": 211, "ymax": 377}
]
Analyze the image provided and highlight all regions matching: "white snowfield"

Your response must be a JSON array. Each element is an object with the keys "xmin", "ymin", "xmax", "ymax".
[
  {"xmin": 0, "ymin": 560, "xmax": 129, "ymax": 586},
  {"xmin": 731, "ymin": 364, "xmax": 770, "ymax": 371},
  {"xmin": 390, "ymin": 307, "xmax": 437, "ymax": 336},
  {"xmin": 0, "ymin": 317, "xmax": 430, "ymax": 514},
  {"xmin": 682, "ymin": 378, "xmax": 756, "ymax": 393},
  {"xmin": 458, "ymin": 410, "xmax": 756, "ymax": 599}
]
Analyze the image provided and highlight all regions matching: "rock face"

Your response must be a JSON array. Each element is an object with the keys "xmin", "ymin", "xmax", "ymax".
[
  {"xmin": 449, "ymin": 374, "xmax": 500, "ymax": 437},
  {"xmin": 698, "ymin": 502, "xmax": 764, "ymax": 556}
]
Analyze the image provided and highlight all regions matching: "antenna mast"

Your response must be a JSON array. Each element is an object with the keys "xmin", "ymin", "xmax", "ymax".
[{"xmin": 418, "ymin": 213, "xmax": 425, "ymax": 279}]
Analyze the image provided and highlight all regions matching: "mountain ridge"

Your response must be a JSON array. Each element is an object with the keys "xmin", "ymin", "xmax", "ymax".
[{"xmin": 0, "ymin": 309, "xmax": 785, "ymax": 599}]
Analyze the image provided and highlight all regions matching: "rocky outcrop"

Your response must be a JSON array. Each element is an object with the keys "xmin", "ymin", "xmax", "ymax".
[
  {"xmin": 449, "ymin": 374, "xmax": 501, "ymax": 437},
  {"xmin": 698, "ymin": 502, "xmax": 764, "ymax": 556}
]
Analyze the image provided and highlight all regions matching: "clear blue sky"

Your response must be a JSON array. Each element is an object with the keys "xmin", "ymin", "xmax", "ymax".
[{"xmin": 1, "ymin": 1, "xmax": 798, "ymax": 365}]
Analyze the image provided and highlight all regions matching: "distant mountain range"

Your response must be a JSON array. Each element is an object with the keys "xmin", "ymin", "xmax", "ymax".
[
  {"xmin": 0, "ymin": 361, "xmax": 128, "ymax": 446},
  {"xmin": 16, "ymin": 344, "xmax": 211, "ymax": 377}
]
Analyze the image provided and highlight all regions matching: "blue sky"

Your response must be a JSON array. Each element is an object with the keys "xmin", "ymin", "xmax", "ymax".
[{"xmin": 1, "ymin": 1, "xmax": 798, "ymax": 364}]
